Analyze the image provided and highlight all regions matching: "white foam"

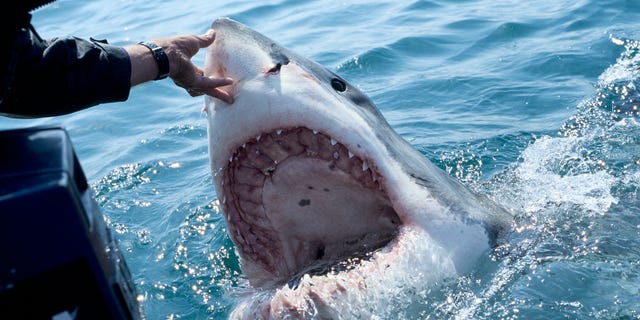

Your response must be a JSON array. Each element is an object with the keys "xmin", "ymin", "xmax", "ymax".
[
  {"xmin": 511, "ymin": 135, "xmax": 617, "ymax": 215},
  {"xmin": 230, "ymin": 227, "xmax": 457, "ymax": 319}
]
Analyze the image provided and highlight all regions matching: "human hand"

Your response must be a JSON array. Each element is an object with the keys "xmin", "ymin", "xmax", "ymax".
[
  {"xmin": 152, "ymin": 30, "xmax": 234, "ymax": 103},
  {"xmin": 128, "ymin": 30, "xmax": 234, "ymax": 103}
]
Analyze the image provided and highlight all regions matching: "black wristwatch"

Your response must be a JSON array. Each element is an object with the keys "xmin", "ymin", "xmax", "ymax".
[{"xmin": 138, "ymin": 41, "xmax": 170, "ymax": 80}]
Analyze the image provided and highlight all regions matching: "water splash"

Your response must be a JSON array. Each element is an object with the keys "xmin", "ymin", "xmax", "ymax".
[
  {"xmin": 439, "ymin": 36, "xmax": 640, "ymax": 319},
  {"xmin": 230, "ymin": 227, "xmax": 458, "ymax": 319}
]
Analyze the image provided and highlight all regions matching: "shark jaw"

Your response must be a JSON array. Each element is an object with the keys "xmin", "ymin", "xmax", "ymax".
[
  {"xmin": 204, "ymin": 17, "xmax": 511, "ymax": 318},
  {"xmin": 219, "ymin": 125, "xmax": 402, "ymax": 289}
]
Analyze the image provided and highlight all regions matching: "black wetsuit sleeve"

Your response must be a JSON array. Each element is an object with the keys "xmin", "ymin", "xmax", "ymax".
[{"xmin": 0, "ymin": 18, "xmax": 132, "ymax": 118}]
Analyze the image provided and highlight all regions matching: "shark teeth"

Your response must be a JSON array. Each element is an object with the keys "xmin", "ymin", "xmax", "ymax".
[
  {"xmin": 221, "ymin": 126, "xmax": 389, "ymax": 283},
  {"xmin": 225, "ymin": 127, "xmax": 383, "ymax": 200}
]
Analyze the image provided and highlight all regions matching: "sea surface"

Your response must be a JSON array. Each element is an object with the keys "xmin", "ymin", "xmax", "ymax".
[{"xmin": 3, "ymin": 0, "xmax": 640, "ymax": 318}]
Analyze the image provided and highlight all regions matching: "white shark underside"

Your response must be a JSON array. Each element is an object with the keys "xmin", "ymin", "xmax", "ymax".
[{"xmin": 204, "ymin": 18, "xmax": 512, "ymax": 319}]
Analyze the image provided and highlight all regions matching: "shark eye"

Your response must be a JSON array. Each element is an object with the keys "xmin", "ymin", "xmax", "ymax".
[{"xmin": 331, "ymin": 78, "xmax": 346, "ymax": 92}]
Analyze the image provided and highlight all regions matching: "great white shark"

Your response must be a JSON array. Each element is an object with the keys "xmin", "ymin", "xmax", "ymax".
[{"xmin": 203, "ymin": 17, "xmax": 512, "ymax": 319}]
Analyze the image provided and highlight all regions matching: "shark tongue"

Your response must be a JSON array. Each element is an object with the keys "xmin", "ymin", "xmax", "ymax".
[{"xmin": 222, "ymin": 127, "xmax": 402, "ymax": 287}]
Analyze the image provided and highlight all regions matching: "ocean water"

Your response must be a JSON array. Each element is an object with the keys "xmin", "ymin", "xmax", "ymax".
[{"xmin": 3, "ymin": 0, "xmax": 640, "ymax": 318}]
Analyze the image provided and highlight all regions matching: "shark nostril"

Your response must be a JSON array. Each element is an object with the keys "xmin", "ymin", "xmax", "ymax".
[
  {"xmin": 267, "ymin": 63, "xmax": 282, "ymax": 74},
  {"xmin": 331, "ymin": 78, "xmax": 346, "ymax": 92},
  {"xmin": 316, "ymin": 245, "xmax": 325, "ymax": 259}
]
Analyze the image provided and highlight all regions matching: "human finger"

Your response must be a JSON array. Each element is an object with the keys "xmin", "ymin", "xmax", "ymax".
[
  {"xmin": 205, "ymin": 87, "xmax": 234, "ymax": 103},
  {"xmin": 195, "ymin": 29, "xmax": 216, "ymax": 49},
  {"xmin": 184, "ymin": 75, "xmax": 234, "ymax": 102},
  {"xmin": 200, "ymin": 78, "xmax": 235, "ymax": 103}
]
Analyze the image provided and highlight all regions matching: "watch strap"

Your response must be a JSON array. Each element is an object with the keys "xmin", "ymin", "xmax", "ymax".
[{"xmin": 138, "ymin": 41, "xmax": 170, "ymax": 80}]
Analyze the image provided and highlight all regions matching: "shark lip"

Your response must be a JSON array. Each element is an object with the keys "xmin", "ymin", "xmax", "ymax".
[{"xmin": 219, "ymin": 126, "xmax": 402, "ymax": 288}]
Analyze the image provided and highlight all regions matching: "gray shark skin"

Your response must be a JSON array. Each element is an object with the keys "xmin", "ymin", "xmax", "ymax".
[{"xmin": 203, "ymin": 17, "xmax": 511, "ymax": 319}]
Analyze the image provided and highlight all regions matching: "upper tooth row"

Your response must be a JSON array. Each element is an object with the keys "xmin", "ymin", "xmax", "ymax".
[{"xmin": 230, "ymin": 129, "xmax": 372, "ymax": 172}]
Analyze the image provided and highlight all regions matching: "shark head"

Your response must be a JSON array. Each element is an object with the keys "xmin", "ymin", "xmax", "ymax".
[{"xmin": 204, "ymin": 17, "xmax": 512, "ymax": 318}]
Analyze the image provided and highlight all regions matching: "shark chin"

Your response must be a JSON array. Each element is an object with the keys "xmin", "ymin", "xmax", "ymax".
[{"xmin": 203, "ymin": 17, "xmax": 512, "ymax": 319}]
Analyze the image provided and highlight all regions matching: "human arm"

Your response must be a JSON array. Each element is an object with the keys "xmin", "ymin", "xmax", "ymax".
[
  {"xmin": 0, "ymin": 16, "xmax": 232, "ymax": 118},
  {"xmin": 0, "ymin": 29, "xmax": 133, "ymax": 118}
]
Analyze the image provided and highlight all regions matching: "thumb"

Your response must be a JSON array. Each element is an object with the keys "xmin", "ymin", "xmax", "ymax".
[{"xmin": 198, "ymin": 29, "xmax": 216, "ymax": 47}]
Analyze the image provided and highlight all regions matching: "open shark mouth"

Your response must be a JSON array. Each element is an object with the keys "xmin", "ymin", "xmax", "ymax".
[
  {"xmin": 220, "ymin": 126, "xmax": 401, "ymax": 288},
  {"xmin": 204, "ymin": 17, "xmax": 512, "ymax": 318}
]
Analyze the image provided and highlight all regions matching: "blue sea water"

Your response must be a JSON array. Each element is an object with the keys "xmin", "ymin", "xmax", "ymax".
[{"xmin": 3, "ymin": 0, "xmax": 640, "ymax": 318}]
